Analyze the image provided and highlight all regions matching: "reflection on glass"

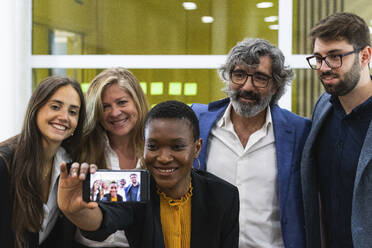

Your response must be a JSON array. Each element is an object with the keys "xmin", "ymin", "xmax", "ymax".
[
  {"xmin": 292, "ymin": 69, "xmax": 323, "ymax": 117},
  {"xmin": 32, "ymin": 0, "xmax": 279, "ymax": 55},
  {"xmin": 292, "ymin": 0, "xmax": 372, "ymax": 54},
  {"xmin": 169, "ymin": 82, "xmax": 182, "ymax": 96},
  {"xmin": 32, "ymin": 68, "xmax": 225, "ymax": 108}
]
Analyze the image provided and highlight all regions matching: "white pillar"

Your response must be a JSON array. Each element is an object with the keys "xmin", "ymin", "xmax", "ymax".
[
  {"xmin": 0, "ymin": 0, "xmax": 31, "ymax": 141},
  {"xmin": 278, "ymin": 0, "xmax": 293, "ymax": 111}
]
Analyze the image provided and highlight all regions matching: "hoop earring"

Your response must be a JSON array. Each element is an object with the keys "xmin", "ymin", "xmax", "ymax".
[{"xmin": 194, "ymin": 158, "xmax": 201, "ymax": 170}]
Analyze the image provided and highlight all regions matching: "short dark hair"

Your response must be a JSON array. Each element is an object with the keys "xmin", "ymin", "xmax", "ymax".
[
  {"xmin": 144, "ymin": 100, "xmax": 200, "ymax": 141},
  {"xmin": 310, "ymin": 12, "xmax": 371, "ymax": 50},
  {"xmin": 219, "ymin": 38, "xmax": 293, "ymax": 104}
]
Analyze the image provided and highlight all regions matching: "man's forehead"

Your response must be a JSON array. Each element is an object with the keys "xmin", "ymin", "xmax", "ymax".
[
  {"xmin": 234, "ymin": 56, "xmax": 272, "ymax": 73},
  {"xmin": 313, "ymin": 38, "xmax": 353, "ymax": 53},
  {"xmin": 234, "ymin": 63, "xmax": 258, "ymax": 70}
]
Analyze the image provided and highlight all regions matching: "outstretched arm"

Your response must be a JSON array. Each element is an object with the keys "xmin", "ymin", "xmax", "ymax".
[{"xmin": 58, "ymin": 162, "xmax": 102, "ymax": 231}]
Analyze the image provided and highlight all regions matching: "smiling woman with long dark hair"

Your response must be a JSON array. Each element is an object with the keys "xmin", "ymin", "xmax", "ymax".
[{"xmin": 0, "ymin": 76, "xmax": 86, "ymax": 247}]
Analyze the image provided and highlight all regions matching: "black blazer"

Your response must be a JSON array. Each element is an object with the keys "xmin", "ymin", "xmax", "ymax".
[
  {"xmin": 82, "ymin": 169, "xmax": 240, "ymax": 248},
  {"xmin": 101, "ymin": 193, "xmax": 124, "ymax": 202},
  {"xmin": 0, "ymin": 144, "xmax": 76, "ymax": 248}
]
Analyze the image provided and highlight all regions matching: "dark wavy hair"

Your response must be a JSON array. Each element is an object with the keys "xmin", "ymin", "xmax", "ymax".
[
  {"xmin": 219, "ymin": 38, "xmax": 294, "ymax": 104},
  {"xmin": 2, "ymin": 76, "xmax": 86, "ymax": 247},
  {"xmin": 310, "ymin": 12, "xmax": 371, "ymax": 50}
]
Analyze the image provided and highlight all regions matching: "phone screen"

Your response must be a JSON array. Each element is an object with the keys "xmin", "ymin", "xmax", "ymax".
[{"xmin": 83, "ymin": 169, "xmax": 150, "ymax": 203}]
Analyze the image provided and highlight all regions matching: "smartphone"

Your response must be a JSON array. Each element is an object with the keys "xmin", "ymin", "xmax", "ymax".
[{"xmin": 82, "ymin": 169, "xmax": 150, "ymax": 204}]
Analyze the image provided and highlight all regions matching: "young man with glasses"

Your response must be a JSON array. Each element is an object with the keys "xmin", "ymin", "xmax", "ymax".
[
  {"xmin": 302, "ymin": 12, "xmax": 372, "ymax": 248},
  {"xmin": 191, "ymin": 38, "xmax": 311, "ymax": 248}
]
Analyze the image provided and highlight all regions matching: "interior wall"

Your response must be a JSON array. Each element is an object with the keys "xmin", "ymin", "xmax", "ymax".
[
  {"xmin": 31, "ymin": 0, "xmax": 279, "ymax": 106},
  {"xmin": 293, "ymin": 0, "xmax": 344, "ymax": 117}
]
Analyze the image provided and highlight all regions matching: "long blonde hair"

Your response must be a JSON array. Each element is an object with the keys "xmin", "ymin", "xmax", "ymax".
[{"xmin": 80, "ymin": 68, "xmax": 148, "ymax": 168}]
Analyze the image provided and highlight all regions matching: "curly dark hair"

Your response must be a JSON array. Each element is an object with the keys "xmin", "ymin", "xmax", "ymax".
[
  {"xmin": 219, "ymin": 38, "xmax": 294, "ymax": 105},
  {"xmin": 310, "ymin": 12, "xmax": 371, "ymax": 50}
]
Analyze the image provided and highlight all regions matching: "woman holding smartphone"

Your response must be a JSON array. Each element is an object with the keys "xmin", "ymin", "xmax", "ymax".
[
  {"xmin": 74, "ymin": 67, "xmax": 148, "ymax": 247},
  {"xmin": 0, "ymin": 76, "xmax": 86, "ymax": 247},
  {"xmin": 58, "ymin": 101, "xmax": 239, "ymax": 248}
]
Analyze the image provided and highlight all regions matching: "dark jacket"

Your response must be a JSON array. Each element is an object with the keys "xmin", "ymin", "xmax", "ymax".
[
  {"xmin": 82, "ymin": 169, "xmax": 240, "ymax": 248},
  {"xmin": 0, "ymin": 144, "xmax": 76, "ymax": 248},
  {"xmin": 301, "ymin": 93, "xmax": 372, "ymax": 248},
  {"xmin": 101, "ymin": 193, "xmax": 124, "ymax": 202}
]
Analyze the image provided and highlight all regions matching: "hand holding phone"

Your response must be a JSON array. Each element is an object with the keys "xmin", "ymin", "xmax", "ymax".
[
  {"xmin": 83, "ymin": 169, "xmax": 150, "ymax": 204},
  {"xmin": 58, "ymin": 162, "xmax": 104, "ymax": 231}
]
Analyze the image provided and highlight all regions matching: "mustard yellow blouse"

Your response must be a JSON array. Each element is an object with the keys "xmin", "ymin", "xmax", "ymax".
[{"xmin": 158, "ymin": 185, "xmax": 193, "ymax": 248}]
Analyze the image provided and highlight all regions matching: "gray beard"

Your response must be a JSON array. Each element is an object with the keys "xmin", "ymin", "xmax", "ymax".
[{"xmin": 224, "ymin": 85, "xmax": 272, "ymax": 118}]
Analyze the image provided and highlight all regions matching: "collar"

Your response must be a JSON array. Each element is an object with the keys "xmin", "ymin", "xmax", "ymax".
[
  {"xmin": 217, "ymin": 102, "xmax": 272, "ymax": 132},
  {"xmin": 157, "ymin": 182, "xmax": 193, "ymax": 207},
  {"xmin": 330, "ymin": 95, "xmax": 372, "ymax": 120},
  {"xmin": 52, "ymin": 147, "xmax": 70, "ymax": 182}
]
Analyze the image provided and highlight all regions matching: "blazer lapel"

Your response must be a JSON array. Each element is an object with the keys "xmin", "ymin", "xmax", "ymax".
[
  {"xmin": 271, "ymin": 105, "xmax": 295, "ymax": 211},
  {"xmin": 190, "ymin": 172, "xmax": 210, "ymax": 247},
  {"xmin": 305, "ymin": 97, "xmax": 332, "ymax": 149},
  {"xmin": 353, "ymin": 122, "xmax": 372, "ymax": 192},
  {"xmin": 197, "ymin": 101, "xmax": 228, "ymax": 170}
]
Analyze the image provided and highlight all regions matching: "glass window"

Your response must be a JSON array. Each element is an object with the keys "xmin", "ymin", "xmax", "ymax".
[
  {"xmin": 292, "ymin": 0, "xmax": 372, "ymax": 54},
  {"xmin": 32, "ymin": 68, "xmax": 226, "ymax": 106},
  {"xmin": 32, "ymin": 0, "xmax": 279, "ymax": 55},
  {"xmin": 292, "ymin": 69, "xmax": 322, "ymax": 117}
]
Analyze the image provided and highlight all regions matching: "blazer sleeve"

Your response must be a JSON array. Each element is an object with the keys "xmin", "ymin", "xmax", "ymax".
[
  {"xmin": 221, "ymin": 186, "xmax": 240, "ymax": 248},
  {"xmin": 0, "ymin": 155, "xmax": 15, "ymax": 247},
  {"xmin": 80, "ymin": 202, "xmax": 134, "ymax": 242}
]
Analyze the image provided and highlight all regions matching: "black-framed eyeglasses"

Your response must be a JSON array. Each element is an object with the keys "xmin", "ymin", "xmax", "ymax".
[
  {"xmin": 306, "ymin": 48, "xmax": 362, "ymax": 70},
  {"xmin": 230, "ymin": 70, "xmax": 272, "ymax": 88}
]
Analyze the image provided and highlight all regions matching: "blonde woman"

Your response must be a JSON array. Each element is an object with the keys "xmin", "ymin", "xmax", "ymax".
[{"xmin": 75, "ymin": 68, "xmax": 148, "ymax": 247}]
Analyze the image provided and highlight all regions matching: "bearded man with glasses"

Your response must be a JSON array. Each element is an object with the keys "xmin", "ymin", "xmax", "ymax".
[
  {"xmin": 191, "ymin": 38, "xmax": 311, "ymax": 248},
  {"xmin": 302, "ymin": 12, "xmax": 372, "ymax": 248}
]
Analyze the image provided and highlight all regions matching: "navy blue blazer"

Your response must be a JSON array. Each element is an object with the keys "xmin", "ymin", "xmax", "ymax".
[
  {"xmin": 301, "ymin": 93, "xmax": 372, "ymax": 248},
  {"xmin": 191, "ymin": 98, "xmax": 311, "ymax": 248},
  {"xmin": 124, "ymin": 183, "xmax": 141, "ymax": 202}
]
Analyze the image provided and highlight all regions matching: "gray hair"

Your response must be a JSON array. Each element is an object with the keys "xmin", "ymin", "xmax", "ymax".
[{"xmin": 219, "ymin": 38, "xmax": 294, "ymax": 104}]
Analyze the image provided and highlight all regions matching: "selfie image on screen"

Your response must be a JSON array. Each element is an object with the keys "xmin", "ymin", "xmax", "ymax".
[{"xmin": 90, "ymin": 171, "xmax": 141, "ymax": 203}]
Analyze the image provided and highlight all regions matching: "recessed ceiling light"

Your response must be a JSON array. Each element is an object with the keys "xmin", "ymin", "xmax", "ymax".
[
  {"xmin": 183, "ymin": 2, "xmax": 197, "ymax": 10},
  {"xmin": 202, "ymin": 16, "xmax": 214, "ymax": 23},
  {"xmin": 257, "ymin": 2, "xmax": 273, "ymax": 8},
  {"xmin": 264, "ymin": 16, "xmax": 278, "ymax": 22},
  {"xmin": 269, "ymin": 24, "xmax": 279, "ymax": 30}
]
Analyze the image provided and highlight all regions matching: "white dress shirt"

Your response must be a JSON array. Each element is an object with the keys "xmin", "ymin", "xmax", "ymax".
[
  {"xmin": 206, "ymin": 103, "xmax": 284, "ymax": 248},
  {"xmin": 39, "ymin": 147, "xmax": 70, "ymax": 244}
]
